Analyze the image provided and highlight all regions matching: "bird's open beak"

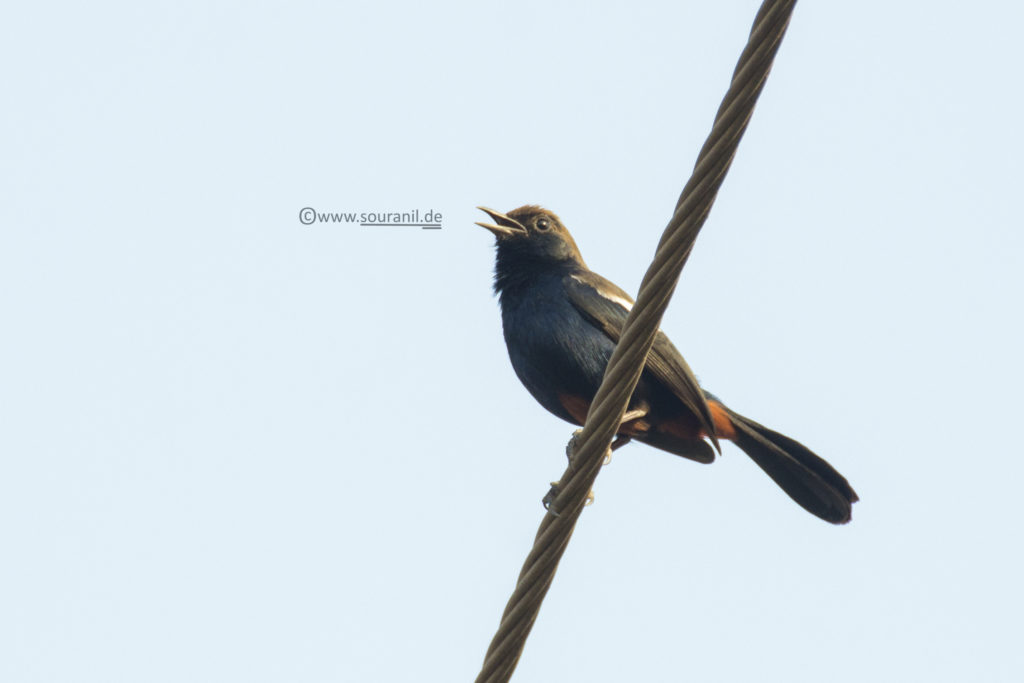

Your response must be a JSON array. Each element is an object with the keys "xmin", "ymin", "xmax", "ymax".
[{"xmin": 476, "ymin": 206, "xmax": 528, "ymax": 239}]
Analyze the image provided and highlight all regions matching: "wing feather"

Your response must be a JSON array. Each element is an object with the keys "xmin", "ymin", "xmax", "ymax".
[{"xmin": 564, "ymin": 272, "xmax": 719, "ymax": 450}]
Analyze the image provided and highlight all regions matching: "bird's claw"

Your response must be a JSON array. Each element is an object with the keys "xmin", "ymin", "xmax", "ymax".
[
  {"xmin": 543, "ymin": 481, "xmax": 596, "ymax": 513},
  {"xmin": 565, "ymin": 429, "xmax": 584, "ymax": 466},
  {"xmin": 543, "ymin": 482, "xmax": 561, "ymax": 515}
]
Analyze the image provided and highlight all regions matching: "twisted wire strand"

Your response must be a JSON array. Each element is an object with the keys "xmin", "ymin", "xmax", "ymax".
[{"xmin": 475, "ymin": 2, "xmax": 797, "ymax": 680}]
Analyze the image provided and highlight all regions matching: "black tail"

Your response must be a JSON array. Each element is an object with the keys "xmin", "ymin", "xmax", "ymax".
[{"xmin": 724, "ymin": 407, "xmax": 859, "ymax": 524}]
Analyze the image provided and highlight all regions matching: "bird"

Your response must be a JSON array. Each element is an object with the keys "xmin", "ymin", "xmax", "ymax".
[{"xmin": 477, "ymin": 205, "xmax": 858, "ymax": 524}]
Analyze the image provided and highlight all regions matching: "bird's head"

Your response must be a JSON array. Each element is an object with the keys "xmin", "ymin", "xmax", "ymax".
[{"xmin": 476, "ymin": 205, "xmax": 585, "ymax": 270}]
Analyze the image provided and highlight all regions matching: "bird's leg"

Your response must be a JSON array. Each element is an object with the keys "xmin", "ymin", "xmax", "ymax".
[
  {"xmin": 546, "ymin": 430, "xmax": 591, "ymax": 513},
  {"xmin": 607, "ymin": 434, "xmax": 632, "ymax": 460},
  {"xmin": 564, "ymin": 407, "xmax": 647, "ymax": 467},
  {"xmin": 542, "ymin": 482, "xmax": 594, "ymax": 515},
  {"xmin": 546, "ymin": 430, "xmax": 592, "ymax": 513},
  {"xmin": 604, "ymin": 407, "xmax": 647, "ymax": 465},
  {"xmin": 546, "ymin": 407, "xmax": 648, "ymax": 511},
  {"xmin": 620, "ymin": 408, "xmax": 648, "ymax": 424},
  {"xmin": 564, "ymin": 428, "xmax": 585, "ymax": 463}
]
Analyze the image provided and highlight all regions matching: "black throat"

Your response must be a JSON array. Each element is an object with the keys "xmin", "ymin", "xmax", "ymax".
[{"xmin": 492, "ymin": 240, "xmax": 582, "ymax": 302}]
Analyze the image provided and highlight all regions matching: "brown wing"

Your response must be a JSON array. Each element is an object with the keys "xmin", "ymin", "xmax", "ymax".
[{"xmin": 564, "ymin": 271, "xmax": 720, "ymax": 452}]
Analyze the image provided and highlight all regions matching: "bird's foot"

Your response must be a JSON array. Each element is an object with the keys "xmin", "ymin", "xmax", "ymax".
[
  {"xmin": 543, "ymin": 482, "xmax": 561, "ymax": 514},
  {"xmin": 543, "ymin": 481, "xmax": 595, "ymax": 515},
  {"xmin": 565, "ymin": 429, "xmax": 584, "ymax": 467},
  {"xmin": 605, "ymin": 434, "xmax": 632, "ymax": 464},
  {"xmin": 567, "ymin": 430, "xmax": 629, "ymax": 467}
]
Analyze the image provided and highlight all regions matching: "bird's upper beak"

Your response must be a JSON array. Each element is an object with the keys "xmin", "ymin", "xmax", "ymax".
[{"xmin": 476, "ymin": 206, "xmax": 528, "ymax": 239}]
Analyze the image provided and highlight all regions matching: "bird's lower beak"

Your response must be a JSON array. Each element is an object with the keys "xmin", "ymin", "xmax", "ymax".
[{"xmin": 476, "ymin": 206, "xmax": 528, "ymax": 239}]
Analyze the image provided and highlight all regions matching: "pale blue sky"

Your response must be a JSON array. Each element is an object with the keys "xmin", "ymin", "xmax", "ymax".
[{"xmin": 3, "ymin": 2, "xmax": 1022, "ymax": 681}]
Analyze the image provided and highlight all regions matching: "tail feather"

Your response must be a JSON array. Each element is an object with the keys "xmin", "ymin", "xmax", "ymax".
[
  {"xmin": 724, "ymin": 407, "xmax": 858, "ymax": 524},
  {"xmin": 634, "ymin": 431, "xmax": 716, "ymax": 464}
]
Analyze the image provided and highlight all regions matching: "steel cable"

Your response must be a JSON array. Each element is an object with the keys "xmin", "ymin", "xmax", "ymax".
[{"xmin": 475, "ymin": 2, "xmax": 797, "ymax": 680}]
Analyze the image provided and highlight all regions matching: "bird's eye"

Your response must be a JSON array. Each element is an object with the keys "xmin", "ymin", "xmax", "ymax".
[{"xmin": 536, "ymin": 218, "xmax": 551, "ymax": 232}]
